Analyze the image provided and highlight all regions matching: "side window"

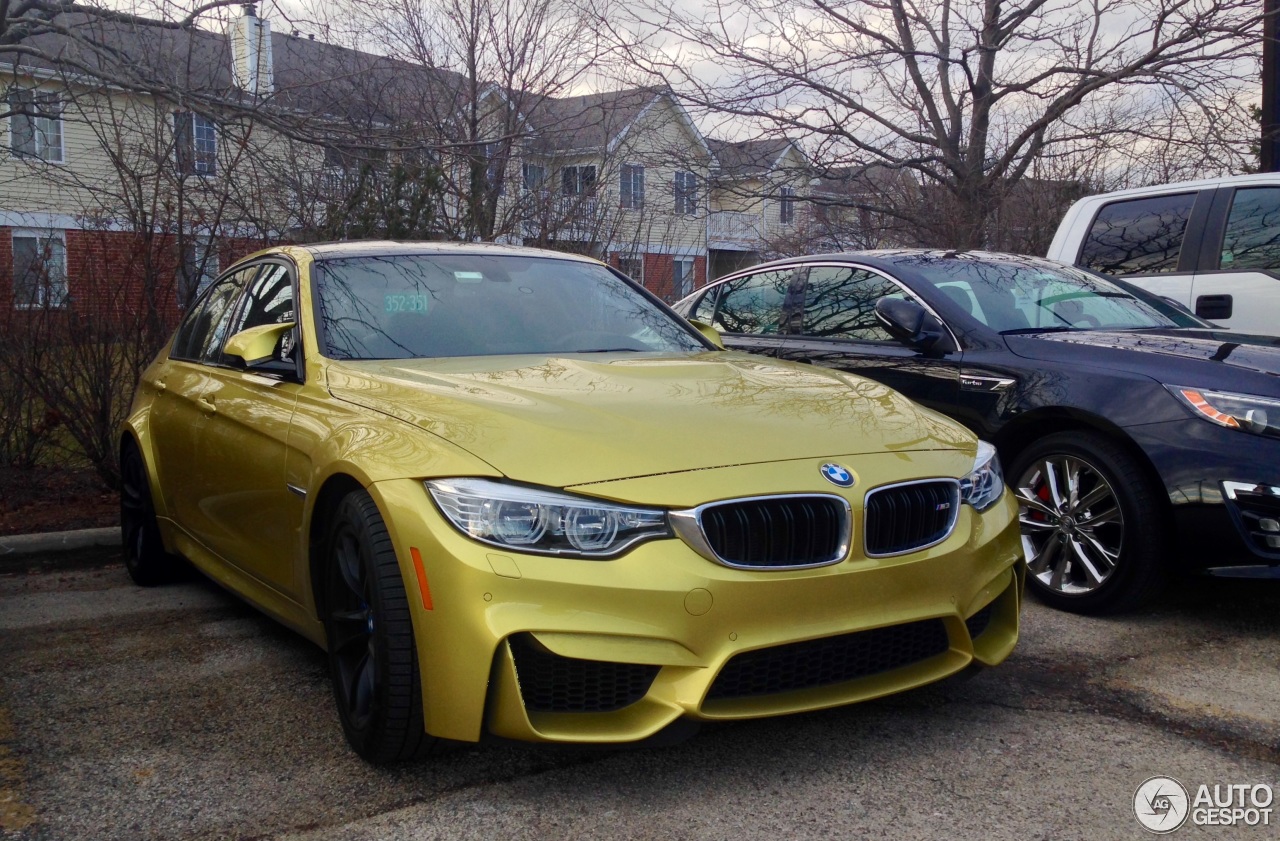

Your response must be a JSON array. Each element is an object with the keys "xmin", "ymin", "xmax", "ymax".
[
  {"xmin": 220, "ymin": 263, "xmax": 297, "ymax": 367},
  {"xmin": 169, "ymin": 267, "xmax": 253, "ymax": 363},
  {"xmin": 1079, "ymin": 193, "xmax": 1196, "ymax": 275},
  {"xmin": 802, "ymin": 266, "xmax": 899, "ymax": 341},
  {"xmin": 691, "ymin": 286, "xmax": 719, "ymax": 323},
  {"xmin": 1220, "ymin": 187, "xmax": 1280, "ymax": 271},
  {"xmin": 713, "ymin": 268, "xmax": 807, "ymax": 335}
]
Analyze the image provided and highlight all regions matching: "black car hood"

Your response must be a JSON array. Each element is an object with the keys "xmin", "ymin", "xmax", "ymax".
[{"xmin": 1003, "ymin": 329, "xmax": 1280, "ymax": 381}]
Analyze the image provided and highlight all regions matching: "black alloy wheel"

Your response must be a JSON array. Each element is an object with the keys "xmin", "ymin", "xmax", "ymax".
[
  {"xmin": 323, "ymin": 489, "xmax": 436, "ymax": 764},
  {"xmin": 120, "ymin": 443, "xmax": 173, "ymax": 586},
  {"xmin": 1010, "ymin": 431, "xmax": 1166, "ymax": 615}
]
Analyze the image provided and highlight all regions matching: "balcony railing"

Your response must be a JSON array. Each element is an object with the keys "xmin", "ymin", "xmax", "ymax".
[{"xmin": 709, "ymin": 211, "xmax": 765, "ymax": 250}]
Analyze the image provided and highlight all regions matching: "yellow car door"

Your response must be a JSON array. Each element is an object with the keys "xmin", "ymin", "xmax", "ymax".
[{"xmin": 187, "ymin": 262, "xmax": 307, "ymax": 600}]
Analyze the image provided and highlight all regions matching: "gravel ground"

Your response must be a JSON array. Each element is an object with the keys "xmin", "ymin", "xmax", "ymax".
[{"xmin": 0, "ymin": 559, "xmax": 1277, "ymax": 841}]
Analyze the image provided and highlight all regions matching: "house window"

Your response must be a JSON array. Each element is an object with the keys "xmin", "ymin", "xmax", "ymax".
[
  {"xmin": 617, "ymin": 256, "xmax": 643, "ymax": 281},
  {"xmin": 9, "ymin": 90, "xmax": 63, "ymax": 163},
  {"xmin": 175, "ymin": 111, "xmax": 217, "ymax": 175},
  {"xmin": 674, "ymin": 171, "xmax": 698, "ymax": 215},
  {"xmin": 177, "ymin": 237, "xmax": 219, "ymax": 308},
  {"xmin": 620, "ymin": 164, "xmax": 645, "ymax": 209},
  {"xmin": 673, "ymin": 258, "xmax": 695, "ymax": 298},
  {"xmin": 12, "ymin": 231, "xmax": 68, "ymax": 308},
  {"xmin": 562, "ymin": 165, "xmax": 596, "ymax": 196},
  {"xmin": 523, "ymin": 163, "xmax": 547, "ymax": 193},
  {"xmin": 780, "ymin": 186, "xmax": 796, "ymax": 224}
]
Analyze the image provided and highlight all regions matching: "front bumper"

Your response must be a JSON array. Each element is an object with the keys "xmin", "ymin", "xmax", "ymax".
[
  {"xmin": 366, "ymin": 453, "xmax": 1024, "ymax": 745},
  {"xmin": 1128, "ymin": 420, "xmax": 1280, "ymax": 570}
]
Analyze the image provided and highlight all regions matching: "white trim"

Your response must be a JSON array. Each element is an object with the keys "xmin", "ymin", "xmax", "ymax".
[{"xmin": 0, "ymin": 211, "xmax": 88, "ymax": 231}]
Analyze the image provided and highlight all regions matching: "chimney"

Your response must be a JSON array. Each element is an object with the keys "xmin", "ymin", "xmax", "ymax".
[{"xmin": 230, "ymin": 3, "xmax": 274, "ymax": 96}]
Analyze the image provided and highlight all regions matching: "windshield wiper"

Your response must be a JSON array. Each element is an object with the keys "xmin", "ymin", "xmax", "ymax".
[{"xmin": 567, "ymin": 347, "xmax": 645, "ymax": 353}]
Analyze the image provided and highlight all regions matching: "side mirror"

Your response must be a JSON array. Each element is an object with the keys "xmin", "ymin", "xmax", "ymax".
[
  {"xmin": 688, "ymin": 318, "xmax": 725, "ymax": 349},
  {"xmin": 875, "ymin": 298, "xmax": 943, "ymax": 351},
  {"xmin": 224, "ymin": 322, "xmax": 296, "ymax": 367}
]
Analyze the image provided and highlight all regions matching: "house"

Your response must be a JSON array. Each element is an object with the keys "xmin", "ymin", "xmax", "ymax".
[
  {"xmin": 0, "ymin": 5, "xmax": 732, "ymax": 323},
  {"xmin": 705, "ymin": 138, "xmax": 811, "ymax": 278}
]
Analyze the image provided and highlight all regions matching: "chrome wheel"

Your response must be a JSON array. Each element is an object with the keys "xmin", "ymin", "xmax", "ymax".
[{"xmin": 1016, "ymin": 454, "xmax": 1123, "ymax": 597}]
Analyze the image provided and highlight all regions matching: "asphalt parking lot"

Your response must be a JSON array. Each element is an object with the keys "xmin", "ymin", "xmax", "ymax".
[{"xmin": 0, "ymin": 550, "xmax": 1277, "ymax": 841}]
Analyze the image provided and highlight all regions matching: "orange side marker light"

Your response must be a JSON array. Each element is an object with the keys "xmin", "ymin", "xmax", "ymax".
[{"xmin": 410, "ymin": 547, "xmax": 434, "ymax": 610}]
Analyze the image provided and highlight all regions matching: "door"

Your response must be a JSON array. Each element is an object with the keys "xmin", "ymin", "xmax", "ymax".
[
  {"xmin": 1192, "ymin": 185, "xmax": 1280, "ymax": 335},
  {"xmin": 188, "ymin": 262, "xmax": 306, "ymax": 598},
  {"xmin": 771, "ymin": 264, "xmax": 961, "ymax": 412},
  {"xmin": 148, "ymin": 268, "xmax": 254, "ymax": 528}
]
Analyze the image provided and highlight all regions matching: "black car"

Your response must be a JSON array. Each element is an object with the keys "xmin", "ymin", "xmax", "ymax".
[{"xmin": 674, "ymin": 250, "xmax": 1280, "ymax": 614}]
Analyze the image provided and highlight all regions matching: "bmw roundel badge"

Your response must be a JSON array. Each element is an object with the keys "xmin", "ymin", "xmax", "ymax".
[{"xmin": 820, "ymin": 463, "xmax": 855, "ymax": 488}]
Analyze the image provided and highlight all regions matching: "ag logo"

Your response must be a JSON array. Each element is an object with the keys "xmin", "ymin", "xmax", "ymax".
[
  {"xmin": 1134, "ymin": 776, "xmax": 1190, "ymax": 834},
  {"xmin": 819, "ymin": 463, "xmax": 855, "ymax": 488}
]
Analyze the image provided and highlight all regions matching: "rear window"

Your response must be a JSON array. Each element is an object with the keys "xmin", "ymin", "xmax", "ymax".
[{"xmin": 1079, "ymin": 193, "xmax": 1196, "ymax": 275}]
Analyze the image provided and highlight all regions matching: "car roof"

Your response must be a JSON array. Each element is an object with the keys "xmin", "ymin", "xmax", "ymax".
[
  {"xmin": 716, "ymin": 248, "xmax": 1067, "ymax": 280},
  {"xmin": 297, "ymin": 240, "xmax": 605, "ymax": 264},
  {"xmin": 1064, "ymin": 172, "xmax": 1280, "ymax": 204}
]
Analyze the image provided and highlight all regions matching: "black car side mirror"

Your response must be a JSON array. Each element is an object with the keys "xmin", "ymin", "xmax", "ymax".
[{"xmin": 875, "ymin": 298, "xmax": 944, "ymax": 351}]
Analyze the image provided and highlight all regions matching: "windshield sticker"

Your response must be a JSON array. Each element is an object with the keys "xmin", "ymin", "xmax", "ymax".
[{"xmin": 454, "ymin": 271, "xmax": 484, "ymax": 283}]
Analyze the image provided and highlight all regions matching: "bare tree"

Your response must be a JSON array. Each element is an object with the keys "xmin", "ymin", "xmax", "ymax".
[{"xmin": 601, "ymin": 0, "xmax": 1263, "ymax": 250}]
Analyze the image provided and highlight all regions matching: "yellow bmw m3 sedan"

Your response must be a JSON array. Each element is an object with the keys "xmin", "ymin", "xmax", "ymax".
[{"xmin": 120, "ymin": 242, "xmax": 1023, "ymax": 764}]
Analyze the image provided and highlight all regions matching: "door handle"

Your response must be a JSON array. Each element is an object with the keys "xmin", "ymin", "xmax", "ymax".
[{"xmin": 199, "ymin": 395, "xmax": 216, "ymax": 416}]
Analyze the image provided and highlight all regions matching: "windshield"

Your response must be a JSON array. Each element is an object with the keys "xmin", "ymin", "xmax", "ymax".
[
  {"xmin": 907, "ymin": 257, "xmax": 1200, "ymax": 333},
  {"xmin": 313, "ymin": 253, "xmax": 706, "ymax": 359}
]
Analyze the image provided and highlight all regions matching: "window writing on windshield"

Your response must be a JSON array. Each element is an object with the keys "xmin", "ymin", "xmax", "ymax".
[
  {"xmin": 313, "ymin": 254, "xmax": 705, "ymax": 360},
  {"xmin": 909, "ymin": 258, "xmax": 1194, "ymax": 333}
]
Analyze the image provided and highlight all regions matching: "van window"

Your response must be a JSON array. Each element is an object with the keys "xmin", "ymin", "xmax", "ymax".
[
  {"xmin": 1079, "ymin": 193, "xmax": 1196, "ymax": 275},
  {"xmin": 1220, "ymin": 187, "xmax": 1280, "ymax": 271}
]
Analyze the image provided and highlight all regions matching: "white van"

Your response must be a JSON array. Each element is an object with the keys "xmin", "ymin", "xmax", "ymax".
[{"xmin": 1047, "ymin": 173, "xmax": 1280, "ymax": 335}]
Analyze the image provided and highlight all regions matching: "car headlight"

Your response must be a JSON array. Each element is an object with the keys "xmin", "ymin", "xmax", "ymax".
[
  {"xmin": 1168, "ymin": 386, "xmax": 1280, "ymax": 439},
  {"xmin": 426, "ymin": 478, "xmax": 670, "ymax": 558},
  {"xmin": 960, "ymin": 441, "xmax": 1004, "ymax": 511}
]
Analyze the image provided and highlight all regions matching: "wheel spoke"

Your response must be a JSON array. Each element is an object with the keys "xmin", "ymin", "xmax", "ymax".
[
  {"xmin": 1027, "ymin": 533, "xmax": 1061, "ymax": 575},
  {"xmin": 1077, "ymin": 505, "xmax": 1119, "ymax": 526},
  {"xmin": 1018, "ymin": 514, "xmax": 1057, "ymax": 531},
  {"xmin": 335, "ymin": 532, "xmax": 364, "ymax": 597},
  {"xmin": 328, "ymin": 608, "xmax": 370, "ymax": 654},
  {"xmin": 1065, "ymin": 458, "xmax": 1082, "ymax": 510},
  {"xmin": 1068, "ymin": 538, "xmax": 1107, "ymax": 585},
  {"xmin": 1048, "ymin": 545, "xmax": 1071, "ymax": 591},
  {"xmin": 1076, "ymin": 482, "xmax": 1111, "ymax": 512},
  {"xmin": 1077, "ymin": 529, "xmax": 1120, "ymax": 567},
  {"xmin": 1014, "ymin": 487, "xmax": 1057, "ymax": 518},
  {"xmin": 1042, "ymin": 460, "xmax": 1066, "ymax": 510},
  {"xmin": 346, "ymin": 650, "xmax": 374, "ymax": 718}
]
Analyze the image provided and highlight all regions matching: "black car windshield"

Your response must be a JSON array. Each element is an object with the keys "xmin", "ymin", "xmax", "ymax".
[
  {"xmin": 906, "ymin": 257, "xmax": 1200, "ymax": 333},
  {"xmin": 313, "ymin": 253, "xmax": 706, "ymax": 359}
]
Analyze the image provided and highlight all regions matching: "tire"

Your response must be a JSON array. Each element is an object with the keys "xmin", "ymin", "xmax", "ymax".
[
  {"xmin": 1009, "ymin": 431, "xmax": 1166, "ymax": 615},
  {"xmin": 120, "ymin": 443, "xmax": 175, "ymax": 586},
  {"xmin": 322, "ymin": 490, "xmax": 437, "ymax": 764}
]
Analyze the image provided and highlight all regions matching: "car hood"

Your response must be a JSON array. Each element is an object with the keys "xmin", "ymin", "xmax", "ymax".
[
  {"xmin": 1004, "ymin": 329, "xmax": 1280, "ymax": 380},
  {"xmin": 326, "ymin": 351, "xmax": 972, "ymax": 487}
]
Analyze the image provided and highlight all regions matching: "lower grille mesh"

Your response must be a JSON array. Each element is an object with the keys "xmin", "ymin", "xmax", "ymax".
[
  {"xmin": 965, "ymin": 603, "xmax": 995, "ymax": 640},
  {"xmin": 707, "ymin": 619, "xmax": 950, "ymax": 701},
  {"xmin": 509, "ymin": 634, "xmax": 659, "ymax": 713}
]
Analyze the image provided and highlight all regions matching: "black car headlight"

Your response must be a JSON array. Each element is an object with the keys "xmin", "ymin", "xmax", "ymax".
[
  {"xmin": 426, "ymin": 478, "xmax": 670, "ymax": 558},
  {"xmin": 960, "ymin": 441, "xmax": 1004, "ymax": 511},
  {"xmin": 1168, "ymin": 386, "xmax": 1280, "ymax": 439}
]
